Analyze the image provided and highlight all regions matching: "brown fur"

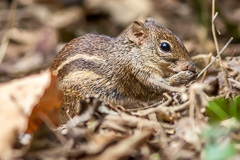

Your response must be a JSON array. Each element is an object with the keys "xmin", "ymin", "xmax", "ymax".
[{"xmin": 51, "ymin": 18, "xmax": 197, "ymax": 119}]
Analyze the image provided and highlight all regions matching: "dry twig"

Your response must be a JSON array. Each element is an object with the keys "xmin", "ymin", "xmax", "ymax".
[
  {"xmin": 197, "ymin": 37, "xmax": 233, "ymax": 78},
  {"xmin": 127, "ymin": 93, "xmax": 172, "ymax": 111},
  {"xmin": 201, "ymin": 52, "xmax": 212, "ymax": 83},
  {"xmin": 211, "ymin": 0, "xmax": 229, "ymax": 88},
  {"xmin": 0, "ymin": 1, "xmax": 17, "ymax": 64}
]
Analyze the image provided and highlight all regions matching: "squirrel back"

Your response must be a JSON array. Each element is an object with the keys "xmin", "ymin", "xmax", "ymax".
[{"xmin": 51, "ymin": 18, "xmax": 197, "ymax": 118}]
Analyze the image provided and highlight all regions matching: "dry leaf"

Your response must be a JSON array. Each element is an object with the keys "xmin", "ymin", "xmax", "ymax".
[
  {"xmin": 85, "ymin": 0, "xmax": 153, "ymax": 26},
  {"xmin": 175, "ymin": 117, "xmax": 206, "ymax": 151},
  {"xmin": 0, "ymin": 70, "xmax": 51, "ymax": 159},
  {"xmin": 0, "ymin": 27, "xmax": 57, "ymax": 79},
  {"xmin": 26, "ymin": 72, "xmax": 63, "ymax": 133},
  {"xmin": 86, "ymin": 130, "xmax": 152, "ymax": 160}
]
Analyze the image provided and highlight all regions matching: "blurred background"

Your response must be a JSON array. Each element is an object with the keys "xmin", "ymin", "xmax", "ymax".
[{"xmin": 0, "ymin": 0, "xmax": 239, "ymax": 82}]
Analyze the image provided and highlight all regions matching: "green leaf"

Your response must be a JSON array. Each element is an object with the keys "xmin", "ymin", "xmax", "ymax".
[
  {"xmin": 230, "ymin": 95, "xmax": 240, "ymax": 120},
  {"xmin": 207, "ymin": 98, "xmax": 230, "ymax": 122},
  {"xmin": 206, "ymin": 95, "xmax": 240, "ymax": 122}
]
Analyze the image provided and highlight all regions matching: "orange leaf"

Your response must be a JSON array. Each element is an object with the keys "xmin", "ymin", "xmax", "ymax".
[{"xmin": 26, "ymin": 73, "xmax": 63, "ymax": 133}]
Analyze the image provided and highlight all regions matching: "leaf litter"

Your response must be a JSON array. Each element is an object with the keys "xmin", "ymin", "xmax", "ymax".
[{"xmin": 0, "ymin": 0, "xmax": 240, "ymax": 160}]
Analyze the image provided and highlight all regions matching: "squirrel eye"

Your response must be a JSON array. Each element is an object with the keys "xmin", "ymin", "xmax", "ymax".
[{"xmin": 160, "ymin": 42, "xmax": 171, "ymax": 52}]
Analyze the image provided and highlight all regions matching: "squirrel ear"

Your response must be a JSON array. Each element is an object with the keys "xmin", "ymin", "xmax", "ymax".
[{"xmin": 128, "ymin": 21, "xmax": 147, "ymax": 46}]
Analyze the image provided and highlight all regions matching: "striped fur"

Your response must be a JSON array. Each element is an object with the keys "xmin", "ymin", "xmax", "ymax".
[{"xmin": 51, "ymin": 18, "xmax": 197, "ymax": 120}]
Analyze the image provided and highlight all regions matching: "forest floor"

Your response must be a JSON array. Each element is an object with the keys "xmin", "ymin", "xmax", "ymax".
[{"xmin": 0, "ymin": 0, "xmax": 240, "ymax": 159}]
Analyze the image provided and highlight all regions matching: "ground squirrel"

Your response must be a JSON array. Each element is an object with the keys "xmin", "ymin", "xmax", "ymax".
[{"xmin": 51, "ymin": 18, "xmax": 197, "ymax": 118}]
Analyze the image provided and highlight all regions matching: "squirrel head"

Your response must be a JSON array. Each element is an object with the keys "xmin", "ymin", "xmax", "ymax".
[{"xmin": 126, "ymin": 18, "xmax": 197, "ymax": 86}]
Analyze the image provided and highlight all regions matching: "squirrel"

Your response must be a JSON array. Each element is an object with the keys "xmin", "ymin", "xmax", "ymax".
[{"xmin": 51, "ymin": 18, "xmax": 197, "ymax": 119}]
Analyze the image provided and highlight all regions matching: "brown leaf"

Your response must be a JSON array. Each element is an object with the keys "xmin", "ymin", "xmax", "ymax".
[
  {"xmin": 26, "ymin": 72, "xmax": 63, "ymax": 133},
  {"xmin": 175, "ymin": 117, "xmax": 206, "ymax": 151},
  {"xmin": 85, "ymin": 0, "xmax": 153, "ymax": 26},
  {"xmin": 0, "ymin": 70, "xmax": 52, "ymax": 159},
  {"xmin": 85, "ymin": 130, "xmax": 152, "ymax": 160},
  {"xmin": 0, "ymin": 27, "xmax": 58, "ymax": 80}
]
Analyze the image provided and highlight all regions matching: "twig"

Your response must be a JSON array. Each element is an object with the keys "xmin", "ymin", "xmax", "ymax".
[
  {"xmin": 0, "ymin": 1, "xmax": 17, "ymax": 64},
  {"xmin": 131, "ymin": 104, "xmax": 174, "ymax": 118},
  {"xmin": 213, "ymin": 12, "xmax": 218, "ymax": 22},
  {"xmin": 197, "ymin": 37, "xmax": 233, "ymax": 78},
  {"xmin": 151, "ymin": 93, "xmax": 172, "ymax": 107},
  {"xmin": 127, "ymin": 93, "xmax": 172, "ymax": 111},
  {"xmin": 0, "ymin": 33, "xmax": 10, "ymax": 64},
  {"xmin": 211, "ymin": 0, "xmax": 229, "ymax": 88},
  {"xmin": 201, "ymin": 52, "xmax": 212, "ymax": 83},
  {"xmin": 229, "ymin": 78, "xmax": 240, "ymax": 90},
  {"xmin": 172, "ymin": 101, "xmax": 190, "ymax": 112}
]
